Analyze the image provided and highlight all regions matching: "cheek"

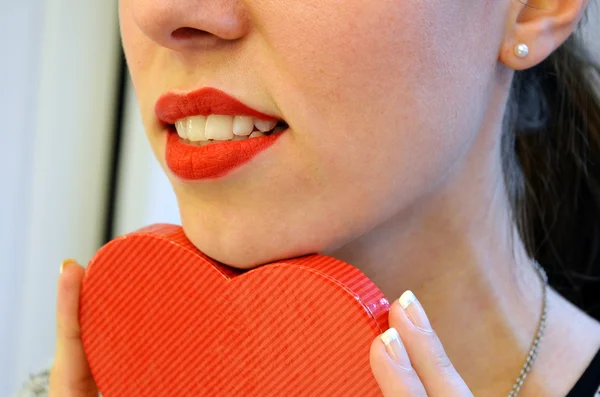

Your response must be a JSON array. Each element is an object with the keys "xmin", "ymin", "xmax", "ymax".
[
  {"xmin": 259, "ymin": 1, "xmax": 492, "ymax": 204},
  {"xmin": 119, "ymin": 0, "xmax": 167, "ymax": 140}
]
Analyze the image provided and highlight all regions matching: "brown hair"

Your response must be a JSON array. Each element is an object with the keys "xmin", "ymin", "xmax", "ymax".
[{"xmin": 502, "ymin": 4, "xmax": 600, "ymax": 319}]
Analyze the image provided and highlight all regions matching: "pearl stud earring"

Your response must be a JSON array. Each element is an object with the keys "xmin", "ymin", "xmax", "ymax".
[{"xmin": 514, "ymin": 43, "xmax": 529, "ymax": 58}]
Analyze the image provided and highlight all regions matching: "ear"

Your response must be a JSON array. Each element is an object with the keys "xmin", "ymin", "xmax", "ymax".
[{"xmin": 499, "ymin": 0, "xmax": 588, "ymax": 70}]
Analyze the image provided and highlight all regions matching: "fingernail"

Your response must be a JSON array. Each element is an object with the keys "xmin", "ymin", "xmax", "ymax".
[
  {"xmin": 380, "ymin": 328, "xmax": 412, "ymax": 370},
  {"xmin": 60, "ymin": 258, "xmax": 77, "ymax": 274},
  {"xmin": 399, "ymin": 290, "xmax": 432, "ymax": 332}
]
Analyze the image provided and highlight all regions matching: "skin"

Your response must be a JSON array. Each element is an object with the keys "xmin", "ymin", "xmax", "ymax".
[{"xmin": 50, "ymin": 0, "xmax": 600, "ymax": 396}]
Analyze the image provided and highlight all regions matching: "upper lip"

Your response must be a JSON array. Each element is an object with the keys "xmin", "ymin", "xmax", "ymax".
[{"xmin": 155, "ymin": 87, "xmax": 281, "ymax": 125}]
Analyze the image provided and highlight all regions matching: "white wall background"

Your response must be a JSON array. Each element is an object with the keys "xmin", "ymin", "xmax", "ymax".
[
  {"xmin": 0, "ymin": 1, "xmax": 597, "ymax": 396},
  {"xmin": 0, "ymin": 1, "xmax": 179, "ymax": 393},
  {"xmin": 0, "ymin": 0, "xmax": 120, "ymax": 395},
  {"xmin": 584, "ymin": 3, "xmax": 600, "ymax": 55},
  {"xmin": 112, "ymin": 77, "xmax": 180, "ymax": 239},
  {"xmin": 0, "ymin": 2, "xmax": 43, "ymax": 393}
]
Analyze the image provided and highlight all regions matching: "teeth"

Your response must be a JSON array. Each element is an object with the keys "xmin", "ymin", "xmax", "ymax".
[
  {"xmin": 186, "ymin": 116, "xmax": 208, "ymax": 141},
  {"xmin": 174, "ymin": 115, "xmax": 285, "ymax": 142},
  {"xmin": 254, "ymin": 119, "xmax": 278, "ymax": 132},
  {"xmin": 175, "ymin": 119, "xmax": 188, "ymax": 139},
  {"xmin": 249, "ymin": 130, "xmax": 265, "ymax": 138},
  {"xmin": 233, "ymin": 116, "xmax": 254, "ymax": 136},
  {"xmin": 205, "ymin": 115, "xmax": 234, "ymax": 140}
]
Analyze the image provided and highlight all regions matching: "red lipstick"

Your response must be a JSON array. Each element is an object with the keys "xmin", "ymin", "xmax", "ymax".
[{"xmin": 155, "ymin": 87, "xmax": 284, "ymax": 180}]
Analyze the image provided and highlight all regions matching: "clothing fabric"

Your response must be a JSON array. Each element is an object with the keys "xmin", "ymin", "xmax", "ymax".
[
  {"xmin": 567, "ymin": 348, "xmax": 600, "ymax": 397},
  {"xmin": 15, "ymin": 370, "xmax": 49, "ymax": 397}
]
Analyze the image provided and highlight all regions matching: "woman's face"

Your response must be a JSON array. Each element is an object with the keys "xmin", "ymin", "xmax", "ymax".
[{"xmin": 120, "ymin": 0, "xmax": 508, "ymax": 268}]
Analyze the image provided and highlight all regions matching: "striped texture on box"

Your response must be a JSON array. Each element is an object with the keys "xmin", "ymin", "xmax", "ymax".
[{"xmin": 80, "ymin": 224, "xmax": 390, "ymax": 397}]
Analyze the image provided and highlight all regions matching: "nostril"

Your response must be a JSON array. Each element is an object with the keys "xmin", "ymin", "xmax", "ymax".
[{"xmin": 172, "ymin": 27, "xmax": 212, "ymax": 40}]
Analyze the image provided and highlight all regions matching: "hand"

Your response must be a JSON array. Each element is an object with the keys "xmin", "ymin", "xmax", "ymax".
[
  {"xmin": 370, "ymin": 291, "xmax": 473, "ymax": 397},
  {"xmin": 49, "ymin": 260, "xmax": 98, "ymax": 397}
]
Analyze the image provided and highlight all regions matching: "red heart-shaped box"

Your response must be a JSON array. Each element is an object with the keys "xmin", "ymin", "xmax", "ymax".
[{"xmin": 80, "ymin": 224, "xmax": 390, "ymax": 396}]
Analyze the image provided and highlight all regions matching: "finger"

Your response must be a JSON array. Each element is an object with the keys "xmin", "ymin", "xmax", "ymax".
[
  {"xmin": 49, "ymin": 259, "xmax": 98, "ymax": 397},
  {"xmin": 370, "ymin": 328, "xmax": 428, "ymax": 397},
  {"xmin": 390, "ymin": 291, "xmax": 472, "ymax": 397}
]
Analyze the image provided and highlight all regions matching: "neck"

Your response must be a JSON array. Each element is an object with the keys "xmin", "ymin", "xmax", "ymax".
[
  {"xmin": 327, "ymin": 173, "xmax": 544, "ymax": 394},
  {"xmin": 322, "ymin": 117, "xmax": 594, "ymax": 395}
]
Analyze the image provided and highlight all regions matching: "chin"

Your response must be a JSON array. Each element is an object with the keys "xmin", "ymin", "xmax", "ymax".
[
  {"xmin": 180, "ymin": 222, "xmax": 305, "ymax": 270},
  {"xmin": 176, "ymin": 199, "xmax": 351, "ymax": 270},
  {"xmin": 180, "ymin": 220, "xmax": 342, "ymax": 271},
  {"xmin": 197, "ymin": 242, "xmax": 278, "ymax": 270}
]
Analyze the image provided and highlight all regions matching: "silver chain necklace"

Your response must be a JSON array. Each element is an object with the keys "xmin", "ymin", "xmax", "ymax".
[{"xmin": 507, "ymin": 261, "xmax": 549, "ymax": 397}]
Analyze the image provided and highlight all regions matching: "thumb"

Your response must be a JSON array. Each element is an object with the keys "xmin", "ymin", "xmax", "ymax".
[{"xmin": 49, "ymin": 259, "xmax": 98, "ymax": 397}]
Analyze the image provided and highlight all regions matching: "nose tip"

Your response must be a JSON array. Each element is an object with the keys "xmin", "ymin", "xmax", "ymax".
[{"xmin": 129, "ymin": 0, "xmax": 249, "ymax": 52}]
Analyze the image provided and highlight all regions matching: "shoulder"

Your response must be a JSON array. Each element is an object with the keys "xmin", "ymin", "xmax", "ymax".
[{"xmin": 14, "ymin": 369, "xmax": 50, "ymax": 397}]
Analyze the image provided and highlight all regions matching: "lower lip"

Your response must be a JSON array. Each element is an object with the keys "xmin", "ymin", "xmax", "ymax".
[{"xmin": 165, "ymin": 127, "xmax": 284, "ymax": 180}]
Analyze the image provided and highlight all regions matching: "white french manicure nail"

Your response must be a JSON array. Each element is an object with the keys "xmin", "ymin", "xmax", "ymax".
[
  {"xmin": 399, "ymin": 290, "xmax": 432, "ymax": 331},
  {"xmin": 399, "ymin": 290, "xmax": 417, "ymax": 309},
  {"xmin": 381, "ymin": 328, "xmax": 411, "ymax": 369}
]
